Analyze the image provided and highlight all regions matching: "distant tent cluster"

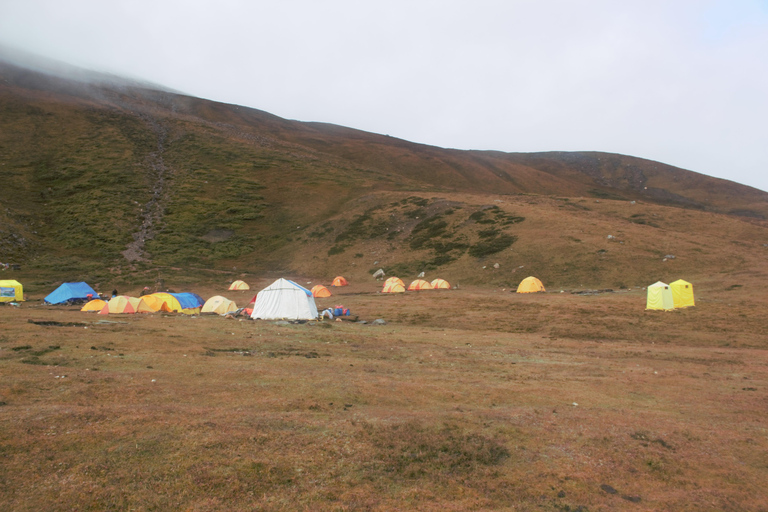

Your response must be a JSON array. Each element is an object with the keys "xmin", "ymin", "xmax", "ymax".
[
  {"xmin": 80, "ymin": 292, "xmax": 206, "ymax": 315},
  {"xmin": 381, "ymin": 277, "xmax": 452, "ymax": 293},
  {"xmin": 646, "ymin": 280, "xmax": 695, "ymax": 311}
]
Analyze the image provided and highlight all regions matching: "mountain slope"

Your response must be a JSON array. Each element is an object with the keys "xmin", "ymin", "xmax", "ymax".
[{"xmin": 1, "ymin": 56, "xmax": 767, "ymax": 288}]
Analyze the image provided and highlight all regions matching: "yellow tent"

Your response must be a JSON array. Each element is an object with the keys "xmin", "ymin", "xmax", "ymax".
[
  {"xmin": 408, "ymin": 279, "xmax": 433, "ymax": 291},
  {"xmin": 147, "ymin": 293, "xmax": 201, "ymax": 314},
  {"xmin": 670, "ymin": 279, "xmax": 695, "ymax": 308},
  {"xmin": 202, "ymin": 295, "xmax": 238, "ymax": 315},
  {"xmin": 0, "ymin": 279, "xmax": 23, "ymax": 302},
  {"xmin": 139, "ymin": 294, "xmax": 172, "ymax": 312},
  {"xmin": 311, "ymin": 285, "xmax": 332, "ymax": 298},
  {"xmin": 646, "ymin": 281, "xmax": 674, "ymax": 311},
  {"xmin": 81, "ymin": 299, "xmax": 107, "ymax": 312},
  {"xmin": 229, "ymin": 280, "xmax": 250, "ymax": 291},
  {"xmin": 431, "ymin": 278, "xmax": 451, "ymax": 290},
  {"xmin": 516, "ymin": 276, "xmax": 545, "ymax": 293},
  {"xmin": 385, "ymin": 277, "xmax": 405, "ymax": 288},
  {"xmin": 100, "ymin": 296, "xmax": 138, "ymax": 314},
  {"xmin": 382, "ymin": 281, "xmax": 405, "ymax": 293}
]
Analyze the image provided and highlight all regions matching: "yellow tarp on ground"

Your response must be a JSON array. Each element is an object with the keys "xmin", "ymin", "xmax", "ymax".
[
  {"xmin": 431, "ymin": 278, "xmax": 451, "ymax": 289},
  {"xmin": 229, "ymin": 280, "xmax": 250, "ymax": 290},
  {"xmin": 202, "ymin": 296, "xmax": 238, "ymax": 315},
  {"xmin": 646, "ymin": 281, "xmax": 674, "ymax": 310},
  {"xmin": 670, "ymin": 279, "xmax": 695, "ymax": 308},
  {"xmin": 0, "ymin": 279, "xmax": 23, "ymax": 302},
  {"xmin": 311, "ymin": 285, "xmax": 332, "ymax": 298},
  {"xmin": 81, "ymin": 299, "xmax": 107, "ymax": 312},
  {"xmin": 517, "ymin": 276, "xmax": 545, "ymax": 293}
]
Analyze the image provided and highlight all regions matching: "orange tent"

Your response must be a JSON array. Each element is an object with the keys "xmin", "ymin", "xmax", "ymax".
[
  {"xmin": 331, "ymin": 276, "xmax": 348, "ymax": 286},
  {"xmin": 408, "ymin": 279, "xmax": 433, "ymax": 291},
  {"xmin": 311, "ymin": 285, "xmax": 332, "ymax": 298},
  {"xmin": 431, "ymin": 278, "xmax": 451, "ymax": 290},
  {"xmin": 384, "ymin": 277, "xmax": 405, "ymax": 288},
  {"xmin": 382, "ymin": 281, "xmax": 405, "ymax": 293}
]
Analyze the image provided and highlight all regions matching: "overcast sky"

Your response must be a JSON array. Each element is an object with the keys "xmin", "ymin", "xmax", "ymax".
[{"xmin": 2, "ymin": 0, "xmax": 767, "ymax": 191}]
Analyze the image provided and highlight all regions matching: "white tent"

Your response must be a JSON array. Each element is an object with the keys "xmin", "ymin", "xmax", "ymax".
[
  {"xmin": 646, "ymin": 281, "xmax": 674, "ymax": 311},
  {"xmin": 250, "ymin": 278, "xmax": 318, "ymax": 320}
]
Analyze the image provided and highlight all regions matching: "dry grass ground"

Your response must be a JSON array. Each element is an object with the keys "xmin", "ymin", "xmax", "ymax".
[{"xmin": 1, "ymin": 278, "xmax": 767, "ymax": 511}]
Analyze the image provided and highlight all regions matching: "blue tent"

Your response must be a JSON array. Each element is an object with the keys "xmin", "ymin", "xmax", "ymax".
[
  {"xmin": 44, "ymin": 282, "xmax": 99, "ymax": 304},
  {"xmin": 170, "ymin": 292, "xmax": 204, "ymax": 310}
]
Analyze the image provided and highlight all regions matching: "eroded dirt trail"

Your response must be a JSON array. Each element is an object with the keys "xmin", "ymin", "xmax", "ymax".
[{"xmin": 121, "ymin": 114, "xmax": 168, "ymax": 262}]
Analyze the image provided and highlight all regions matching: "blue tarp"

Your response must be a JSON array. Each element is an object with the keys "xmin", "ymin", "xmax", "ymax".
[
  {"xmin": 44, "ymin": 282, "xmax": 99, "ymax": 304},
  {"xmin": 170, "ymin": 292, "xmax": 204, "ymax": 309},
  {"xmin": 286, "ymin": 280, "xmax": 312, "ymax": 296}
]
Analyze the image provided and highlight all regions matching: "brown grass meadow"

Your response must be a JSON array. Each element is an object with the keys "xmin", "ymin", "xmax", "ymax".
[{"xmin": 1, "ymin": 277, "xmax": 768, "ymax": 511}]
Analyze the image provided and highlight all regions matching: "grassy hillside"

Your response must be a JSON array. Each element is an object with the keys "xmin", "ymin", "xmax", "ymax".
[{"xmin": 1, "ymin": 57, "xmax": 767, "ymax": 290}]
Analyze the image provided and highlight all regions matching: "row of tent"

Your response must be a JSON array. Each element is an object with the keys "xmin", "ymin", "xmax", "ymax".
[
  {"xmin": 381, "ymin": 277, "xmax": 452, "ymax": 293},
  {"xmin": 84, "ymin": 292, "xmax": 207, "ymax": 315},
  {"xmin": 230, "ymin": 276, "xmax": 349, "ymax": 293},
  {"xmin": 646, "ymin": 280, "xmax": 695, "ymax": 310}
]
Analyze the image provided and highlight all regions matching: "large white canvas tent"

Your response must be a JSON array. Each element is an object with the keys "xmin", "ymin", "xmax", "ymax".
[
  {"xmin": 646, "ymin": 281, "xmax": 674, "ymax": 311},
  {"xmin": 250, "ymin": 278, "xmax": 318, "ymax": 320}
]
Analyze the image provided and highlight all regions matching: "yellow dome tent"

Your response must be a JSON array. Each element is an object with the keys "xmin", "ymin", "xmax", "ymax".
[
  {"xmin": 670, "ymin": 279, "xmax": 695, "ymax": 308},
  {"xmin": 147, "ymin": 293, "xmax": 201, "ymax": 315},
  {"xmin": 382, "ymin": 281, "xmax": 405, "ymax": 293},
  {"xmin": 99, "ymin": 296, "xmax": 152, "ymax": 314},
  {"xmin": 202, "ymin": 296, "xmax": 238, "ymax": 315},
  {"xmin": 646, "ymin": 281, "xmax": 674, "ymax": 311},
  {"xmin": 311, "ymin": 285, "xmax": 332, "ymax": 298},
  {"xmin": 384, "ymin": 277, "xmax": 405, "ymax": 288},
  {"xmin": 0, "ymin": 279, "xmax": 23, "ymax": 302},
  {"xmin": 408, "ymin": 279, "xmax": 433, "ymax": 291},
  {"xmin": 516, "ymin": 276, "xmax": 545, "ymax": 293},
  {"xmin": 139, "ymin": 294, "xmax": 171, "ymax": 312},
  {"xmin": 229, "ymin": 280, "xmax": 250, "ymax": 291},
  {"xmin": 81, "ymin": 299, "xmax": 107, "ymax": 312},
  {"xmin": 431, "ymin": 278, "xmax": 451, "ymax": 290}
]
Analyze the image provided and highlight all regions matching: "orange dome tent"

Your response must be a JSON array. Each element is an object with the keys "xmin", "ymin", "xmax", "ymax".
[
  {"xmin": 516, "ymin": 276, "xmax": 545, "ymax": 293},
  {"xmin": 311, "ymin": 285, "xmax": 332, "ymax": 298},
  {"xmin": 408, "ymin": 279, "xmax": 433, "ymax": 291},
  {"xmin": 331, "ymin": 276, "xmax": 348, "ymax": 287},
  {"xmin": 228, "ymin": 280, "xmax": 250, "ymax": 291},
  {"xmin": 431, "ymin": 279, "xmax": 451, "ymax": 290},
  {"xmin": 382, "ymin": 281, "xmax": 405, "ymax": 293}
]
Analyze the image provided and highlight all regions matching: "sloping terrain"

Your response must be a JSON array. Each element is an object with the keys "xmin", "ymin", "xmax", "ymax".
[{"xmin": 1, "ymin": 56, "xmax": 767, "ymax": 289}]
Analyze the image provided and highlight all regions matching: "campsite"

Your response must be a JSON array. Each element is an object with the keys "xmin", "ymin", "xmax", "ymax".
[
  {"xmin": 2, "ymin": 269, "xmax": 768, "ymax": 511},
  {"xmin": 2, "ymin": 53, "xmax": 768, "ymax": 511}
]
